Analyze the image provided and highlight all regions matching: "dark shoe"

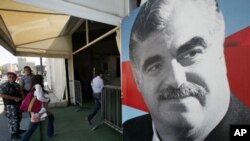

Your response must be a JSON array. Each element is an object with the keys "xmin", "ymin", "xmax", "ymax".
[
  {"xmin": 47, "ymin": 132, "xmax": 57, "ymax": 138},
  {"xmin": 86, "ymin": 117, "xmax": 92, "ymax": 125},
  {"xmin": 18, "ymin": 129, "xmax": 26, "ymax": 134},
  {"xmin": 11, "ymin": 133, "xmax": 21, "ymax": 140}
]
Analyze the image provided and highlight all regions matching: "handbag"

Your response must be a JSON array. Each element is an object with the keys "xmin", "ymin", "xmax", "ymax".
[
  {"xmin": 31, "ymin": 112, "xmax": 47, "ymax": 122},
  {"xmin": 20, "ymin": 91, "xmax": 43, "ymax": 113}
]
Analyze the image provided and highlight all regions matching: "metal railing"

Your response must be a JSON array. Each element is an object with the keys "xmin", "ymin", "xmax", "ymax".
[
  {"xmin": 69, "ymin": 80, "xmax": 83, "ymax": 108},
  {"xmin": 101, "ymin": 85, "xmax": 122, "ymax": 133}
]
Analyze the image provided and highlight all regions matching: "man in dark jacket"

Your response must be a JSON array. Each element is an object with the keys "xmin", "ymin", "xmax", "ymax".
[
  {"xmin": 0, "ymin": 72, "xmax": 25, "ymax": 139},
  {"xmin": 123, "ymin": 94, "xmax": 250, "ymax": 141}
]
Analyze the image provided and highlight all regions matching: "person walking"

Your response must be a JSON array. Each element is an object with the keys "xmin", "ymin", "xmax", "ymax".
[
  {"xmin": 0, "ymin": 72, "xmax": 25, "ymax": 140},
  {"xmin": 87, "ymin": 72, "xmax": 104, "ymax": 125},
  {"xmin": 21, "ymin": 75, "xmax": 55, "ymax": 141}
]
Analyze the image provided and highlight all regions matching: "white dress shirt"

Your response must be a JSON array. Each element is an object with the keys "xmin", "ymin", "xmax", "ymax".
[{"xmin": 91, "ymin": 76, "xmax": 104, "ymax": 94}]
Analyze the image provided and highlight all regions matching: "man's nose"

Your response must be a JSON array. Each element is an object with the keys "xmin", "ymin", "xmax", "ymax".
[{"xmin": 165, "ymin": 59, "xmax": 186, "ymax": 88}]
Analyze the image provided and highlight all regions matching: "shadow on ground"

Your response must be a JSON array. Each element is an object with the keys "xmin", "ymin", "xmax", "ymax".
[{"xmin": 35, "ymin": 102, "xmax": 122, "ymax": 141}]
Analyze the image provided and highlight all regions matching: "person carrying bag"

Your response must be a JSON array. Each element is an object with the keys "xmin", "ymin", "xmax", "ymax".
[
  {"xmin": 20, "ymin": 90, "xmax": 43, "ymax": 113},
  {"xmin": 21, "ymin": 75, "xmax": 55, "ymax": 141}
]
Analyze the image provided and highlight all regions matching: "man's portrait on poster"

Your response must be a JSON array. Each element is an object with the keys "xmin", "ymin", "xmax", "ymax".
[{"xmin": 123, "ymin": 0, "xmax": 250, "ymax": 141}]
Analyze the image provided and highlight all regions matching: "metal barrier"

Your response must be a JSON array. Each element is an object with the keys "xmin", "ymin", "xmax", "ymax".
[
  {"xmin": 101, "ymin": 85, "xmax": 122, "ymax": 133},
  {"xmin": 69, "ymin": 80, "xmax": 83, "ymax": 108}
]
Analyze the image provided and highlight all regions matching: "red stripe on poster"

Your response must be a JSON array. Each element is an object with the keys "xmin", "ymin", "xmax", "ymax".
[
  {"xmin": 122, "ymin": 61, "xmax": 149, "ymax": 112},
  {"xmin": 225, "ymin": 26, "xmax": 250, "ymax": 108}
]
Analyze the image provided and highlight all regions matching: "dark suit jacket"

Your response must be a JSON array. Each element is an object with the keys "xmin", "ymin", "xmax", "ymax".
[{"xmin": 123, "ymin": 95, "xmax": 250, "ymax": 141}]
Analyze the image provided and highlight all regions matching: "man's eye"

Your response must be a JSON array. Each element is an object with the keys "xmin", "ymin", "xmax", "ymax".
[
  {"xmin": 145, "ymin": 63, "xmax": 162, "ymax": 73},
  {"xmin": 177, "ymin": 47, "xmax": 204, "ymax": 64},
  {"xmin": 186, "ymin": 50, "xmax": 201, "ymax": 58}
]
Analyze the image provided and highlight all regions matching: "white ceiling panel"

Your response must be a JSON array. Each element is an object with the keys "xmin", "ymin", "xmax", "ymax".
[{"xmin": 14, "ymin": 0, "xmax": 130, "ymax": 26}]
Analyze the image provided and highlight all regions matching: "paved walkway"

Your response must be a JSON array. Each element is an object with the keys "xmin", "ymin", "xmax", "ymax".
[
  {"xmin": 37, "ymin": 105, "xmax": 122, "ymax": 141},
  {"xmin": 0, "ymin": 95, "xmax": 122, "ymax": 141}
]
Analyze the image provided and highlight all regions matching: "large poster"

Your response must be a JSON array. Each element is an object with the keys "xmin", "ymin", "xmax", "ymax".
[{"xmin": 121, "ymin": 0, "xmax": 250, "ymax": 141}]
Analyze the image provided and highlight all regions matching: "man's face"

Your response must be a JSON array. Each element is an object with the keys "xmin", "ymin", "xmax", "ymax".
[
  {"xmin": 132, "ymin": 1, "xmax": 230, "ymax": 139},
  {"xmin": 7, "ymin": 74, "xmax": 17, "ymax": 83},
  {"xmin": 24, "ymin": 68, "xmax": 31, "ymax": 75}
]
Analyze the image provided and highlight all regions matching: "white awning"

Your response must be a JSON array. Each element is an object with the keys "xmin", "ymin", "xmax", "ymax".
[
  {"xmin": 0, "ymin": 0, "xmax": 84, "ymax": 58},
  {"xmin": 14, "ymin": 0, "xmax": 131, "ymax": 26},
  {"xmin": 0, "ymin": 0, "xmax": 136, "ymax": 58}
]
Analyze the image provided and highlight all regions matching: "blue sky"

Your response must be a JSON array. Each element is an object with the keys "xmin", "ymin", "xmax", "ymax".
[
  {"xmin": 0, "ymin": 46, "xmax": 17, "ymax": 65},
  {"xmin": 0, "ymin": 45, "xmax": 40, "ymax": 66}
]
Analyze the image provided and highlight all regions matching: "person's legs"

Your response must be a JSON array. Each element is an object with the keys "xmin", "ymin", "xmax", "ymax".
[
  {"xmin": 21, "ymin": 122, "xmax": 39, "ymax": 141},
  {"xmin": 5, "ymin": 105, "xmax": 21, "ymax": 139},
  {"xmin": 47, "ymin": 114, "xmax": 55, "ymax": 137},
  {"xmin": 88, "ymin": 93, "xmax": 101, "ymax": 122},
  {"xmin": 16, "ymin": 106, "xmax": 26, "ymax": 133}
]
